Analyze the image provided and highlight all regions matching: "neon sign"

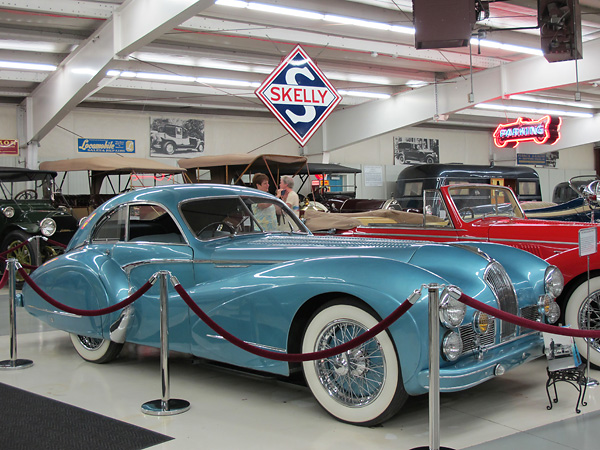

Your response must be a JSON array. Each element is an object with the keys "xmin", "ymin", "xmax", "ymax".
[{"xmin": 493, "ymin": 116, "xmax": 561, "ymax": 148}]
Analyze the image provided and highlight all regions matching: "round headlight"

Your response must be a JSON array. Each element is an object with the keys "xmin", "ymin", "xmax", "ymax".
[
  {"xmin": 473, "ymin": 311, "xmax": 493, "ymax": 335},
  {"xmin": 546, "ymin": 301, "xmax": 560, "ymax": 324},
  {"xmin": 439, "ymin": 287, "xmax": 466, "ymax": 328},
  {"xmin": 39, "ymin": 218, "xmax": 57, "ymax": 236},
  {"xmin": 538, "ymin": 294, "xmax": 561, "ymax": 324},
  {"xmin": 442, "ymin": 331, "xmax": 463, "ymax": 361},
  {"xmin": 2, "ymin": 206, "xmax": 15, "ymax": 218},
  {"xmin": 545, "ymin": 266, "xmax": 564, "ymax": 298}
]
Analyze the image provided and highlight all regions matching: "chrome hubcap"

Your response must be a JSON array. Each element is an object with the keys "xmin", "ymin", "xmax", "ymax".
[{"xmin": 314, "ymin": 319, "xmax": 386, "ymax": 408}]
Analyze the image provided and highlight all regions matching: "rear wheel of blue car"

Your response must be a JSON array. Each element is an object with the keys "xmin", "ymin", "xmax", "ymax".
[
  {"xmin": 70, "ymin": 334, "xmax": 123, "ymax": 364},
  {"xmin": 301, "ymin": 301, "xmax": 407, "ymax": 426}
]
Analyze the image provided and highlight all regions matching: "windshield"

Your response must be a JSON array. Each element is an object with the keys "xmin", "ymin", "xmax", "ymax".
[
  {"xmin": 447, "ymin": 185, "xmax": 524, "ymax": 222},
  {"xmin": 180, "ymin": 195, "xmax": 307, "ymax": 240},
  {"xmin": 0, "ymin": 175, "xmax": 53, "ymax": 201}
]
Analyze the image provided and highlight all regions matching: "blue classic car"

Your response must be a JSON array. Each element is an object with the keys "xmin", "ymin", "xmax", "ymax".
[{"xmin": 21, "ymin": 184, "xmax": 562, "ymax": 426}]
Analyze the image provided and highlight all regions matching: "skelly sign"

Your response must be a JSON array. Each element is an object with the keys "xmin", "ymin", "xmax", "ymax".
[
  {"xmin": 493, "ymin": 115, "xmax": 562, "ymax": 148},
  {"xmin": 255, "ymin": 45, "xmax": 342, "ymax": 147}
]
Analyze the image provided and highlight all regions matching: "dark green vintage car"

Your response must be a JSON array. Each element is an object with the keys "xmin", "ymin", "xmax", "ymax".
[{"xmin": 0, "ymin": 167, "xmax": 78, "ymax": 281}]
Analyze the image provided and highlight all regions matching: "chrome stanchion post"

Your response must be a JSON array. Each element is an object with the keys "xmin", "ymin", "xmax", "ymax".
[
  {"xmin": 585, "ymin": 255, "xmax": 599, "ymax": 387},
  {"xmin": 0, "ymin": 258, "xmax": 34, "ymax": 370},
  {"xmin": 411, "ymin": 284, "xmax": 455, "ymax": 450},
  {"xmin": 142, "ymin": 271, "xmax": 190, "ymax": 415}
]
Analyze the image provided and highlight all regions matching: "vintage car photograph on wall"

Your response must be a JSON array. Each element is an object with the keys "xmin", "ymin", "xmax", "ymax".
[
  {"xmin": 305, "ymin": 183, "xmax": 600, "ymax": 367},
  {"xmin": 20, "ymin": 184, "xmax": 561, "ymax": 426}
]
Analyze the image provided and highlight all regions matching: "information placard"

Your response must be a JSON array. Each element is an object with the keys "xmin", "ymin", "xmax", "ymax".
[{"xmin": 579, "ymin": 227, "xmax": 597, "ymax": 257}]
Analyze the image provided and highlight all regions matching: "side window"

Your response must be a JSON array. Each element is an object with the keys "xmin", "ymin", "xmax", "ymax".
[
  {"xmin": 92, "ymin": 206, "xmax": 127, "ymax": 242},
  {"xmin": 128, "ymin": 204, "xmax": 184, "ymax": 244},
  {"xmin": 181, "ymin": 197, "xmax": 259, "ymax": 240}
]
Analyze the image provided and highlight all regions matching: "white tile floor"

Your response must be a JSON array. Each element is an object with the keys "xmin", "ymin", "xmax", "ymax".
[{"xmin": 2, "ymin": 288, "xmax": 600, "ymax": 450}]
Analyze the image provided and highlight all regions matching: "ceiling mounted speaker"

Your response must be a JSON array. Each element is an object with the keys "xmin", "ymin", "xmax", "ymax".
[
  {"xmin": 413, "ymin": 0, "xmax": 477, "ymax": 49},
  {"xmin": 538, "ymin": 0, "xmax": 583, "ymax": 62}
]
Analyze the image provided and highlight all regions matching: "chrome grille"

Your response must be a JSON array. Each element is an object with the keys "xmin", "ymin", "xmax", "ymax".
[
  {"xmin": 460, "ymin": 321, "xmax": 496, "ymax": 355},
  {"xmin": 484, "ymin": 261, "xmax": 518, "ymax": 340},
  {"xmin": 520, "ymin": 305, "xmax": 541, "ymax": 326}
]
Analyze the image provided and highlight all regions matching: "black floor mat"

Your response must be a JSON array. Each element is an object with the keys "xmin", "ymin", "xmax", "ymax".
[{"xmin": 0, "ymin": 383, "xmax": 173, "ymax": 450}]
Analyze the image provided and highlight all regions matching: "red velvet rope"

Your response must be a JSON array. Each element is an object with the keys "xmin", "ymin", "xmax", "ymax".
[
  {"xmin": 0, "ymin": 240, "xmax": 28, "ymax": 259},
  {"xmin": 18, "ymin": 267, "xmax": 153, "ymax": 317},
  {"xmin": 459, "ymin": 293, "xmax": 600, "ymax": 338},
  {"xmin": 0, "ymin": 268, "xmax": 7, "ymax": 289},
  {"xmin": 174, "ymin": 283, "xmax": 414, "ymax": 363}
]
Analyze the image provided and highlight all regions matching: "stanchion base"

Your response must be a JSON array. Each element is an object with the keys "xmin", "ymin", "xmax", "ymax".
[
  {"xmin": 410, "ymin": 447, "xmax": 456, "ymax": 450},
  {"xmin": 0, "ymin": 358, "xmax": 33, "ymax": 370},
  {"xmin": 586, "ymin": 377, "xmax": 599, "ymax": 387},
  {"xmin": 141, "ymin": 398, "xmax": 190, "ymax": 416}
]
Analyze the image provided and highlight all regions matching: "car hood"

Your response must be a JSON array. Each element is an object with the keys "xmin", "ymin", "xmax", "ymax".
[{"xmin": 205, "ymin": 234, "xmax": 424, "ymax": 263}]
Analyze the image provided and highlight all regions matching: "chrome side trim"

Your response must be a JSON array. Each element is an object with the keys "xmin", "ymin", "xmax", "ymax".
[
  {"xmin": 25, "ymin": 304, "xmax": 81, "ymax": 318},
  {"xmin": 122, "ymin": 258, "xmax": 285, "ymax": 272},
  {"xmin": 206, "ymin": 334, "xmax": 286, "ymax": 353}
]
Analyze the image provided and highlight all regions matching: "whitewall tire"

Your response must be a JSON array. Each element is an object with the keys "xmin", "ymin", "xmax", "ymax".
[
  {"xmin": 70, "ymin": 333, "xmax": 123, "ymax": 364},
  {"xmin": 564, "ymin": 277, "xmax": 600, "ymax": 369},
  {"xmin": 301, "ymin": 300, "xmax": 407, "ymax": 426}
]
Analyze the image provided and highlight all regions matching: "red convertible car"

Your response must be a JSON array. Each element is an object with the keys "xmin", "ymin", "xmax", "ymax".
[{"xmin": 305, "ymin": 183, "xmax": 600, "ymax": 367}]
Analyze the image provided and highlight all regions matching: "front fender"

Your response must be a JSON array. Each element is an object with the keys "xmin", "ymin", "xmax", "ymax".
[
  {"xmin": 186, "ymin": 255, "xmax": 445, "ymax": 382},
  {"xmin": 546, "ymin": 246, "xmax": 600, "ymax": 285}
]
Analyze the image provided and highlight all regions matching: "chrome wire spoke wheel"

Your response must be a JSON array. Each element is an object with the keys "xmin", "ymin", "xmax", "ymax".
[
  {"xmin": 314, "ymin": 319, "xmax": 385, "ymax": 408},
  {"xmin": 565, "ymin": 278, "xmax": 600, "ymax": 369},
  {"xmin": 578, "ymin": 292, "xmax": 600, "ymax": 354},
  {"xmin": 302, "ymin": 301, "xmax": 406, "ymax": 426},
  {"xmin": 70, "ymin": 333, "xmax": 124, "ymax": 364},
  {"xmin": 77, "ymin": 335, "xmax": 105, "ymax": 351}
]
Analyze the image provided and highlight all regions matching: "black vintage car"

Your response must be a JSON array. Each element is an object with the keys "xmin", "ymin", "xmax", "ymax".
[{"xmin": 0, "ymin": 167, "xmax": 78, "ymax": 281}]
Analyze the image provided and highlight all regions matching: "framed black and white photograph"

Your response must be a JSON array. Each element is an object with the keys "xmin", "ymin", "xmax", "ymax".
[
  {"xmin": 393, "ymin": 136, "xmax": 439, "ymax": 165},
  {"xmin": 150, "ymin": 117, "xmax": 205, "ymax": 158}
]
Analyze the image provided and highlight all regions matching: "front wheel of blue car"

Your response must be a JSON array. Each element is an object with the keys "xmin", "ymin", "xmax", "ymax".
[
  {"xmin": 301, "ymin": 301, "xmax": 407, "ymax": 426},
  {"xmin": 70, "ymin": 334, "xmax": 124, "ymax": 364}
]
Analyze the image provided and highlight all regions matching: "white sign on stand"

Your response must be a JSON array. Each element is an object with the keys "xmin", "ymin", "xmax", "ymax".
[
  {"xmin": 579, "ymin": 227, "xmax": 597, "ymax": 257},
  {"xmin": 577, "ymin": 226, "xmax": 599, "ymax": 389}
]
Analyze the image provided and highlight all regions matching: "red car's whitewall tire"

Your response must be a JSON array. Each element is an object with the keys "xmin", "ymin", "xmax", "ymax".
[
  {"xmin": 301, "ymin": 300, "xmax": 407, "ymax": 426},
  {"xmin": 565, "ymin": 277, "xmax": 600, "ymax": 369}
]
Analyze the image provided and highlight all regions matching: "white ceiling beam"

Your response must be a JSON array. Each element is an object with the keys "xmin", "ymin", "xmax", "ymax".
[
  {"xmin": 181, "ymin": 16, "xmax": 502, "ymax": 69},
  {"xmin": 316, "ymin": 38, "xmax": 600, "ymax": 153},
  {"xmin": 0, "ymin": 0, "xmax": 116, "ymax": 17},
  {"xmin": 22, "ymin": 0, "xmax": 214, "ymax": 144}
]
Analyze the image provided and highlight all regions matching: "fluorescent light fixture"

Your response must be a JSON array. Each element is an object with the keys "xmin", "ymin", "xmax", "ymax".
[
  {"xmin": 132, "ymin": 51, "xmax": 273, "ymax": 74},
  {"xmin": 470, "ymin": 38, "xmax": 542, "ymax": 56},
  {"xmin": 248, "ymin": 3, "xmax": 324, "ymax": 19},
  {"xmin": 0, "ymin": 60, "xmax": 56, "ymax": 71},
  {"xmin": 107, "ymin": 69, "xmax": 261, "ymax": 87},
  {"xmin": 338, "ymin": 90, "xmax": 390, "ymax": 99},
  {"xmin": 406, "ymin": 80, "xmax": 428, "ymax": 88},
  {"xmin": 216, "ymin": 0, "xmax": 323, "ymax": 19},
  {"xmin": 475, "ymin": 103, "xmax": 594, "ymax": 118},
  {"xmin": 509, "ymin": 94, "xmax": 594, "ymax": 109},
  {"xmin": 324, "ymin": 14, "xmax": 393, "ymax": 31},
  {"xmin": 215, "ymin": 0, "xmax": 247, "ymax": 7},
  {"xmin": 0, "ymin": 39, "xmax": 72, "ymax": 53},
  {"xmin": 196, "ymin": 77, "xmax": 261, "ymax": 87}
]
